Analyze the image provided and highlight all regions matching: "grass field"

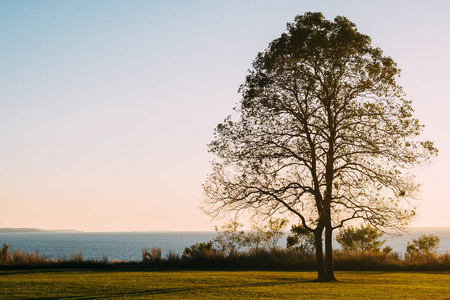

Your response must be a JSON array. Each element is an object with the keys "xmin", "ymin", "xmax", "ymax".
[{"xmin": 1, "ymin": 269, "xmax": 449, "ymax": 299}]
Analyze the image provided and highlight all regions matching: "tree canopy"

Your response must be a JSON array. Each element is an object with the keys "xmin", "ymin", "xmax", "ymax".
[{"xmin": 202, "ymin": 12, "xmax": 437, "ymax": 281}]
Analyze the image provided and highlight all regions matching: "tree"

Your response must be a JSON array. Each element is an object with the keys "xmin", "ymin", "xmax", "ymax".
[
  {"xmin": 245, "ymin": 222, "xmax": 268, "ymax": 254},
  {"xmin": 336, "ymin": 224, "xmax": 385, "ymax": 252},
  {"xmin": 202, "ymin": 12, "xmax": 437, "ymax": 281},
  {"xmin": 286, "ymin": 224, "xmax": 315, "ymax": 255},
  {"xmin": 405, "ymin": 234, "xmax": 440, "ymax": 259},
  {"xmin": 213, "ymin": 221, "xmax": 246, "ymax": 257},
  {"xmin": 265, "ymin": 218, "xmax": 288, "ymax": 249},
  {"xmin": 245, "ymin": 218, "xmax": 288, "ymax": 253}
]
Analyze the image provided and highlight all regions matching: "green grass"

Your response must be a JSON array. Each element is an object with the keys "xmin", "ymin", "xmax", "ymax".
[{"xmin": 1, "ymin": 270, "xmax": 449, "ymax": 299}]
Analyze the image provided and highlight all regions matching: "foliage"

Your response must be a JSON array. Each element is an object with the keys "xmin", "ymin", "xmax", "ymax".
[
  {"xmin": 213, "ymin": 221, "xmax": 247, "ymax": 257},
  {"xmin": 265, "ymin": 218, "xmax": 288, "ymax": 249},
  {"xmin": 336, "ymin": 224, "xmax": 386, "ymax": 252},
  {"xmin": 244, "ymin": 222, "xmax": 268, "ymax": 253},
  {"xmin": 166, "ymin": 250, "xmax": 179, "ymax": 262},
  {"xmin": 203, "ymin": 11, "xmax": 437, "ymax": 281},
  {"xmin": 333, "ymin": 250, "xmax": 402, "ymax": 271},
  {"xmin": 142, "ymin": 247, "xmax": 162, "ymax": 262},
  {"xmin": 0, "ymin": 243, "xmax": 11, "ymax": 263},
  {"xmin": 208, "ymin": 218, "xmax": 290, "ymax": 256},
  {"xmin": 0, "ymin": 244, "xmax": 107, "ymax": 267},
  {"xmin": 182, "ymin": 241, "xmax": 217, "ymax": 259},
  {"xmin": 286, "ymin": 224, "xmax": 315, "ymax": 255},
  {"xmin": 382, "ymin": 246, "xmax": 393, "ymax": 254},
  {"xmin": 67, "ymin": 252, "xmax": 84, "ymax": 264},
  {"xmin": 0, "ymin": 233, "xmax": 449, "ymax": 272},
  {"xmin": 0, "ymin": 243, "xmax": 50, "ymax": 265},
  {"xmin": 406, "ymin": 234, "xmax": 440, "ymax": 259}
]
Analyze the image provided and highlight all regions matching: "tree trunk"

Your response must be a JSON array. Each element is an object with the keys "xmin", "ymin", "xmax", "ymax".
[
  {"xmin": 314, "ymin": 225, "xmax": 325, "ymax": 281},
  {"xmin": 324, "ymin": 222, "xmax": 336, "ymax": 281}
]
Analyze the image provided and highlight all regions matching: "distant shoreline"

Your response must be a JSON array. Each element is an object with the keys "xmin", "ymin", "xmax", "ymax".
[{"xmin": 0, "ymin": 228, "xmax": 82, "ymax": 233}]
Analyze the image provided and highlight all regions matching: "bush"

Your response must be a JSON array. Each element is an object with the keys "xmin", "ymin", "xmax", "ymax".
[
  {"xmin": 382, "ymin": 246, "xmax": 393, "ymax": 254},
  {"xmin": 405, "ymin": 234, "xmax": 440, "ymax": 259},
  {"xmin": 336, "ymin": 224, "xmax": 385, "ymax": 252},
  {"xmin": 334, "ymin": 250, "xmax": 402, "ymax": 271},
  {"xmin": 0, "ymin": 243, "xmax": 11, "ymax": 263},
  {"xmin": 142, "ymin": 247, "xmax": 162, "ymax": 262},
  {"xmin": 166, "ymin": 250, "xmax": 179, "ymax": 262},
  {"xmin": 69, "ymin": 252, "xmax": 84, "ymax": 263},
  {"xmin": 182, "ymin": 241, "xmax": 217, "ymax": 259}
]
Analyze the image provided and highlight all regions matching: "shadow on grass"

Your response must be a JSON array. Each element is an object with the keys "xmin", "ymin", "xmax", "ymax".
[
  {"xmin": 33, "ymin": 288, "xmax": 196, "ymax": 300},
  {"xmin": 68, "ymin": 280, "xmax": 310, "ymax": 299},
  {"xmin": 1, "ymin": 269, "xmax": 316, "ymax": 299}
]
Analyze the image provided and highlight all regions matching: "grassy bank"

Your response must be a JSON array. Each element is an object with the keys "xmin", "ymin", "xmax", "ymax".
[
  {"xmin": 2, "ymin": 245, "xmax": 450, "ymax": 271},
  {"xmin": 1, "ymin": 270, "xmax": 449, "ymax": 299}
]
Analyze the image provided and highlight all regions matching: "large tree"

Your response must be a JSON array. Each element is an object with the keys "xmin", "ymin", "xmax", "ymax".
[{"xmin": 202, "ymin": 12, "xmax": 437, "ymax": 281}]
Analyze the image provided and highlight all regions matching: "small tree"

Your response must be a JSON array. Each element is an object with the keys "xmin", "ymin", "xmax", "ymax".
[
  {"xmin": 182, "ymin": 241, "xmax": 216, "ymax": 259},
  {"xmin": 245, "ymin": 221, "xmax": 270, "ymax": 253},
  {"xmin": 265, "ymin": 218, "xmax": 288, "ymax": 249},
  {"xmin": 286, "ymin": 225, "xmax": 315, "ymax": 255},
  {"xmin": 0, "ymin": 243, "xmax": 11, "ymax": 263},
  {"xmin": 214, "ymin": 221, "xmax": 246, "ymax": 257},
  {"xmin": 245, "ymin": 217, "xmax": 288, "ymax": 253},
  {"xmin": 405, "ymin": 234, "xmax": 440, "ymax": 259},
  {"xmin": 336, "ymin": 224, "xmax": 386, "ymax": 252}
]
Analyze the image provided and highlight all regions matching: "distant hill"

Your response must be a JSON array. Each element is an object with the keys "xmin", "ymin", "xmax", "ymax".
[{"xmin": 0, "ymin": 228, "xmax": 81, "ymax": 233}]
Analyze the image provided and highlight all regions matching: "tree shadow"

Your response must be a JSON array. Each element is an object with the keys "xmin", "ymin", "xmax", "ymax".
[
  {"xmin": 94, "ymin": 280, "xmax": 307, "ymax": 299},
  {"xmin": 1, "ymin": 268, "xmax": 343, "ymax": 299},
  {"xmin": 43, "ymin": 277, "xmax": 314, "ymax": 299}
]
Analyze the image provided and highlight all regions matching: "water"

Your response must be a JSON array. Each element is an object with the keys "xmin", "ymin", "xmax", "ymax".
[
  {"xmin": 374, "ymin": 228, "xmax": 450, "ymax": 255},
  {"xmin": 0, "ymin": 232, "xmax": 217, "ymax": 261},
  {"xmin": 0, "ymin": 228, "xmax": 449, "ymax": 261}
]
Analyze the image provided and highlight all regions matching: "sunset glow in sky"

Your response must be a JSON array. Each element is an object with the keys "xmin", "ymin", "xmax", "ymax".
[{"xmin": 1, "ymin": 0, "xmax": 449, "ymax": 231}]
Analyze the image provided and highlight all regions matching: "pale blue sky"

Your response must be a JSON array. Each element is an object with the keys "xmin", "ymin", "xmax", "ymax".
[{"xmin": 1, "ymin": 0, "xmax": 449, "ymax": 231}]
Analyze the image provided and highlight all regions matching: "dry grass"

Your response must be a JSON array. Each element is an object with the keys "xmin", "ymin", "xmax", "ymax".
[
  {"xmin": 1, "ymin": 242, "xmax": 449, "ymax": 272},
  {"xmin": 0, "ymin": 243, "xmax": 108, "ymax": 268}
]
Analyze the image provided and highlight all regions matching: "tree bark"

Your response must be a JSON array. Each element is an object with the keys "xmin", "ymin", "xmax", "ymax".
[
  {"xmin": 324, "ymin": 221, "xmax": 336, "ymax": 281},
  {"xmin": 314, "ymin": 225, "xmax": 325, "ymax": 281}
]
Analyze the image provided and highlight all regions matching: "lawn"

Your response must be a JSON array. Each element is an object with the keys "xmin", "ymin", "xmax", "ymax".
[{"xmin": 1, "ymin": 269, "xmax": 449, "ymax": 299}]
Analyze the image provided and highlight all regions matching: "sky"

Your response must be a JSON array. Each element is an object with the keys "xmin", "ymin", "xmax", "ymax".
[{"xmin": 1, "ymin": 0, "xmax": 449, "ymax": 231}]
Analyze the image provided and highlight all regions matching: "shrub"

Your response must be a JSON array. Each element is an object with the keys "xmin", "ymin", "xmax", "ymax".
[
  {"xmin": 69, "ymin": 252, "xmax": 84, "ymax": 263},
  {"xmin": 405, "ymin": 234, "xmax": 440, "ymax": 259},
  {"xmin": 333, "ymin": 250, "xmax": 402, "ymax": 271},
  {"xmin": 0, "ymin": 243, "xmax": 11, "ymax": 263},
  {"xmin": 166, "ymin": 250, "xmax": 179, "ymax": 262},
  {"xmin": 336, "ymin": 224, "xmax": 385, "ymax": 252},
  {"xmin": 0, "ymin": 244, "xmax": 49, "ymax": 265},
  {"xmin": 12, "ymin": 249, "xmax": 48, "ymax": 265},
  {"xmin": 382, "ymin": 246, "xmax": 393, "ymax": 254},
  {"xmin": 142, "ymin": 247, "xmax": 162, "ymax": 262},
  {"xmin": 182, "ymin": 241, "xmax": 217, "ymax": 259}
]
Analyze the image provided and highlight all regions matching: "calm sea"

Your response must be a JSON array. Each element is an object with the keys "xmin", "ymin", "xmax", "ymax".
[{"xmin": 0, "ymin": 228, "xmax": 449, "ymax": 261}]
